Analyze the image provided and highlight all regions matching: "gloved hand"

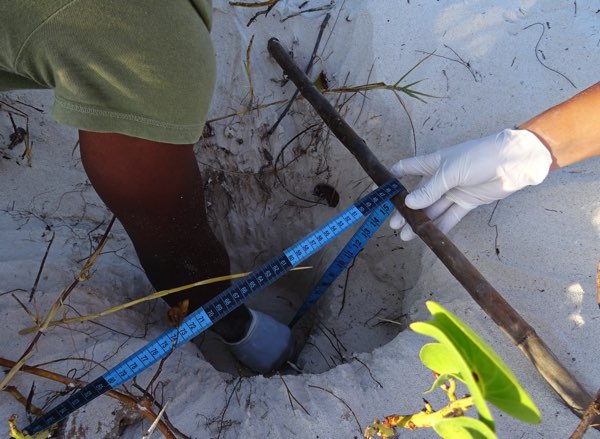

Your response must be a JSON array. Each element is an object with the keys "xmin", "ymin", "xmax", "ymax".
[
  {"xmin": 225, "ymin": 308, "xmax": 294, "ymax": 374},
  {"xmin": 389, "ymin": 129, "xmax": 552, "ymax": 240}
]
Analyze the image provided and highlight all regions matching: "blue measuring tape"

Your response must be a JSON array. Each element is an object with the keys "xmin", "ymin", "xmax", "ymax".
[
  {"xmin": 22, "ymin": 179, "xmax": 404, "ymax": 435},
  {"xmin": 289, "ymin": 199, "xmax": 393, "ymax": 327}
]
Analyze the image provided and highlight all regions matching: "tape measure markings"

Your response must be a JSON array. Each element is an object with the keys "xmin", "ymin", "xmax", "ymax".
[
  {"xmin": 23, "ymin": 179, "xmax": 403, "ymax": 435},
  {"xmin": 289, "ymin": 199, "xmax": 394, "ymax": 326}
]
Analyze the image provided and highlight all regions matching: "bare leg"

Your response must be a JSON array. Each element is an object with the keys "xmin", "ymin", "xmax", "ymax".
[{"xmin": 78, "ymin": 131, "xmax": 251, "ymax": 341}]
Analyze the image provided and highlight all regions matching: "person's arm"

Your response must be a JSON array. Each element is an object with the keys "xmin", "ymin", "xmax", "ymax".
[
  {"xmin": 388, "ymin": 81, "xmax": 600, "ymax": 241},
  {"xmin": 519, "ymin": 81, "xmax": 600, "ymax": 170}
]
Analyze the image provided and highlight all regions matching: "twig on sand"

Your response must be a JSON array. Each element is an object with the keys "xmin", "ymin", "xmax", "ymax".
[
  {"xmin": 337, "ymin": 256, "xmax": 356, "ymax": 317},
  {"xmin": 317, "ymin": 324, "xmax": 346, "ymax": 363},
  {"xmin": 217, "ymin": 377, "xmax": 243, "ymax": 439},
  {"xmin": 244, "ymin": 35, "xmax": 256, "ymax": 108},
  {"xmin": 133, "ymin": 380, "xmax": 191, "ymax": 439},
  {"xmin": 569, "ymin": 388, "xmax": 600, "ymax": 439},
  {"xmin": 351, "ymin": 356, "xmax": 383, "ymax": 389},
  {"xmin": 305, "ymin": 341, "xmax": 333, "ymax": 369},
  {"xmin": 266, "ymin": 13, "xmax": 331, "ymax": 137},
  {"xmin": 272, "ymin": 122, "xmax": 327, "ymax": 206},
  {"xmin": 229, "ymin": 0, "xmax": 281, "ymax": 26},
  {"xmin": 141, "ymin": 400, "xmax": 170, "ymax": 439},
  {"xmin": 522, "ymin": 22, "xmax": 576, "ymax": 89},
  {"xmin": 0, "ymin": 217, "xmax": 115, "ymax": 392},
  {"xmin": 308, "ymin": 384, "xmax": 361, "ymax": 434},
  {"xmin": 29, "ymin": 231, "xmax": 55, "ymax": 302},
  {"xmin": 278, "ymin": 373, "xmax": 311, "ymax": 416},
  {"xmin": 0, "ymin": 357, "xmax": 177, "ymax": 439},
  {"xmin": 596, "ymin": 262, "xmax": 600, "ymax": 307},
  {"xmin": 487, "ymin": 201, "xmax": 501, "ymax": 260},
  {"xmin": 280, "ymin": 2, "xmax": 335, "ymax": 23},
  {"xmin": 2, "ymin": 101, "xmax": 33, "ymax": 165}
]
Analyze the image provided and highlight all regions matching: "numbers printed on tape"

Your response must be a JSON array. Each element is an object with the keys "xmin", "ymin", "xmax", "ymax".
[
  {"xmin": 289, "ymin": 199, "xmax": 395, "ymax": 327},
  {"xmin": 22, "ymin": 179, "xmax": 404, "ymax": 435}
]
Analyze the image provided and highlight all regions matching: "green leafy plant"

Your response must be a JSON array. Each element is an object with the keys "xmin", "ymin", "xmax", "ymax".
[{"xmin": 364, "ymin": 301, "xmax": 541, "ymax": 438}]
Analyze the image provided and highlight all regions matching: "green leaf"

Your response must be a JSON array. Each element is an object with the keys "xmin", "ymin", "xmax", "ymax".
[
  {"xmin": 412, "ymin": 320, "xmax": 494, "ymax": 430},
  {"xmin": 411, "ymin": 301, "xmax": 541, "ymax": 426},
  {"xmin": 432, "ymin": 417, "xmax": 498, "ymax": 439},
  {"xmin": 420, "ymin": 343, "xmax": 462, "ymax": 377},
  {"xmin": 419, "ymin": 343, "xmax": 462, "ymax": 394}
]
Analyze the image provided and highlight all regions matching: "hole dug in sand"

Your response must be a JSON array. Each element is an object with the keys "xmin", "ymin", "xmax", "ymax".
[{"xmin": 196, "ymin": 239, "xmax": 423, "ymax": 377}]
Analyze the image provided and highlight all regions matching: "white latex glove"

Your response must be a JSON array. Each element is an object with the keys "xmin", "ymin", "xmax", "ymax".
[{"xmin": 389, "ymin": 129, "xmax": 552, "ymax": 240}]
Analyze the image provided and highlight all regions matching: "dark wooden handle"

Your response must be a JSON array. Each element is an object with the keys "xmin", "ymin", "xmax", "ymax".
[{"xmin": 267, "ymin": 36, "xmax": 595, "ymax": 422}]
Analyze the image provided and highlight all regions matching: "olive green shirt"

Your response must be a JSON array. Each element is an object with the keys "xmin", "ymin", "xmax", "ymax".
[{"xmin": 0, "ymin": 0, "xmax": 215, "ymax": 144}]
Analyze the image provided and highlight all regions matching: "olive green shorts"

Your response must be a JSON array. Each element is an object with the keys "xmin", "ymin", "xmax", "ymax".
[{"xmin": 0, "ymin": 0, "xmax": 215, "ymax": 144}]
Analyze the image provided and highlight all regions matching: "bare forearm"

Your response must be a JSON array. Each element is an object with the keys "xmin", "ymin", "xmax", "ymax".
[{"xmin": 519, "ymin": 81, "xmax": 600, "ymax": 170}]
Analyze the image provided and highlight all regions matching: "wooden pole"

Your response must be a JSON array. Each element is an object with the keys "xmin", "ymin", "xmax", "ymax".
[{"xmin": 267, "ymin": 37, "xmax": 596, "ymax": 423}]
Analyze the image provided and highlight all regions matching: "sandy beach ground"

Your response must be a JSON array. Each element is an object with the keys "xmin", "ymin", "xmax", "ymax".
[{"xmin": 1, "ymin": 1, "xmax": 599, "ymax": 438}]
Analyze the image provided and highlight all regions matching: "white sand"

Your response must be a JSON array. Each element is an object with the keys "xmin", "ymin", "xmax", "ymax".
[{"xmin": 1, "ymin": 1, "xmax": 599, "ymax": 438}]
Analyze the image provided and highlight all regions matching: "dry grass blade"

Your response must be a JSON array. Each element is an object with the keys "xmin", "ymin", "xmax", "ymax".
[
  {"xmin": 22, "ymin": 129, "xmax": 33, "ymax": 166},
  {"xmin": 0, "ymin": 217, "xmax": 115, "ymax": 391},
  {"xmin": 205, "ymin": 99, "xmax": 288, "ymax": 124},
  {"xmin": 209, "ymin": 49, "xmax": 430, "ymax": 126},
  {"xmin": 376, "ymin": 317, "xmax": 402, "ymax": 326},
  {"xmin": 19, "ymin": 266, "xmax": 311, "ymax": 334},
  {"xmin": 142, "ymin": 401, "xmax": 170, "ymax": 439},
  {"xmin": 323, "ymin": 52, "xmax": 438, "ymax": 103}
]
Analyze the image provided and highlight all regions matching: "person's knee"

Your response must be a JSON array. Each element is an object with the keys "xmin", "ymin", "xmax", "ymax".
[{"xmin": 79, "ymin": 130, "xmax": 202, "ymax": 214}]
